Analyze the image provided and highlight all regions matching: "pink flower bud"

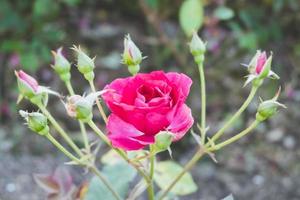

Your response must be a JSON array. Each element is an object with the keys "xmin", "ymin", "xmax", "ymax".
[
  {"xmin": 15, "ymin": 70, "xmax": 39, "ymax": 93},
  {"xmin": 255, "ymin": 51, "xmax": 267, "ymax": 75}
]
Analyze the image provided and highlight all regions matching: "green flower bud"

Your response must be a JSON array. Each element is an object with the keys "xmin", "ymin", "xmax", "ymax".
[
  {"xmin": 255, "ymin": 88, "xmax": 286, "ymax": 122},
  {"xmin": 153, "ymin": 131, "xmax": 173, "ymax": 153},
  {"xmin": 19, "ymin": 110, "xmax": 49, "ymax": 136},
  {"xmin": 65, "ymin": 91, "xmax": 107, "ymax": 122},
  {"xmin": 122, "ymin": 35, "xmax": 143, "ymax": 75},
  {"xmin": 72, "ymin": 46, "xmax": 95, "ymax": 81},
  {"xmin": 51, "ymin": 48, "xmax": 71, "ymax": 82},
  {"xmin": 189, "ymin": 31, "xmax": 206, "ymax": 58}
]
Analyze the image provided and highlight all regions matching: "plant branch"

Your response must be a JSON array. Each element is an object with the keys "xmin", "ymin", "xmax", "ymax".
[
  {"xmin": 89, "ymin": 81, "xmax": 108, "ymax": 123},
  {"xmin": 198, "ymin": 62, "xmax": 206, "ymax": 144},
  {"xmin": 210, "ymin": 86, "xmax": 258, "ymax": 143},
  {"xmin": 38, "ymin": 104, "xmax": 83, "ymax": 157},
  {"xmin": 66, "ymin": 80, "xmax": 90, "ymax": 153}
]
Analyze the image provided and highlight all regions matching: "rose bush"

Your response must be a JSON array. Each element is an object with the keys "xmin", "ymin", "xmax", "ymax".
[{"xmin": 102, "ymin": 71, "xmax": 194, "ymax": 150}]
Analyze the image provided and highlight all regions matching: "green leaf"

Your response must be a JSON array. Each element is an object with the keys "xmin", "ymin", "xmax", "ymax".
[
  {"xmin": 85, "ymin": 162, "xmax": 137, "ymax": 200},
  {"xmin": 154, "ymin": 161, "xmax": 197, "ymax": 196},
  {"xmin": 214, "ymin": 6, "xmax": 234, "ymax": 20},
  {"xmin": 179, "ymin": 0, "xmax": 204, "ymax": 37}
]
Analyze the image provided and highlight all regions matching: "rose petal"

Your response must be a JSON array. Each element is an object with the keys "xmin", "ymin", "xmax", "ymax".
[
  {"xmin": 167, "ymin": 104, "xmax": 194, "ymax": 141},
  {"xmin": 165, "ymin": 72, "xmax": 192, "ymax": 99},
  {"xmin": 107, "ymin": 114, "xmax": 152, "ymax": 150}
]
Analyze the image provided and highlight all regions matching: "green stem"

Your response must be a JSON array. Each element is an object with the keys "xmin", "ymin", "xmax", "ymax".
[
  {"xmin": 47, "ymin": 133, "xmax": 120, "ymax": 200},
  {"xmin": 89, "ymin": 81, "xmax": 108, "ymax": 123},
  {"xmin": 46, "ymin": 133, "xmax": 82, "ymax": 164},
  {"xmin": 210, "ymin": 86, "xmax": 258, "ymax": 143},
  {"xmin": 38, "ymin": 104, "xmax": 83, "ymax": 157},
  {"xmin": 87, "ymin": 120, "xmax": 151, "ymax": 183},
  {"xmin": 209, "ymin": 120, "xmax": 260, "ymax": 151},
  {"xmin": 147, "ymin": 146, "xmax": 155, "ymax": 200},
  {"xmin": 65, "ymin": 81, "xmax": 75, "ymax": 95},
  {"xmin": 79, "ymin": 121, "xmax": 90, "ymax": 153},
  {"xmin": 198, "ymin": 63, "xmax": 206, "ymax": 144},
  {"xmin": 87, "ymin": 120, "xmax": 110, "ymax": 145},
  {"xmin": 158, "ymin": 148, "xmax": 205, "ymax": 200},
  {"xmin": 65, "ymin": 80, "xmax": 90, "ymax": 153},
  {"xmin": 89, "ymin": 166, "xmax": 122, "ymax": 200}
]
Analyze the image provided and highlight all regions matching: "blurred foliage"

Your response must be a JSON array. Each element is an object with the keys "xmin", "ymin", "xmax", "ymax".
[{"xmin": 0, "ymin": 0, "xmax": 80, "ymax": 71}]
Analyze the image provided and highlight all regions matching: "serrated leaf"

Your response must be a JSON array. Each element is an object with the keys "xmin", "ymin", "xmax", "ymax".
[
  {"xmin": 179, "ymin": 0, "xmax": 204, "ymax": 37},
  {"xmin": 85, "ymin": 162, "xmax": 137, "ymax": 200},
  {"xmin": 214, "ymin": 6, "xmax": 234, "ymax": 20},
  {"xmin": 154, "ymin": 161, "xmax": 197, "ymax": 196}
]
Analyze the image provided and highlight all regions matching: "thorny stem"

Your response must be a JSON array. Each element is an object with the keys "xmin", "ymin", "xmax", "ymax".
[
  {"xmin": 147, "ymin": 146, "xmax": 155, "ymax": 200},
  {"xmin": 65, "ymin": 80, "xmax": 90, "ymax": 153},
  {"xmin": 87, "ymin": 120, "xmax": 151, "ymax": 183},
  {"xmin": 38, "ymin": 104, "xmax": 83, "ymax": 157},
  {"xmin": 46, "ymin": 133, "xmax": 121, "ymax": 200},
  {"xmin": 210, "ymin": 86, "xmax": 258, "ymax": 143},
  {"xmin": 89, "ymin": 81, "xmax": 108, "ymax": 123}
]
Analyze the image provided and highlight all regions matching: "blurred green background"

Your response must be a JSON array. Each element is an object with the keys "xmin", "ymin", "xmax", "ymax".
[{"xmin": 0, "ymin": 0, "xmax": 300, "ymax": 199}]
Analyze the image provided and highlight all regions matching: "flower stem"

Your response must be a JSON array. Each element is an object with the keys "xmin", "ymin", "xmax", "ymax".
[
  {"xmin": 210, "ymin": 86, "xmax": 258, "ymax": 143},
  {"xmin": 158, "ymin": 148, "xmax": 205, "ymax": 200},
  {"xmin": 46, "ymin": 133, "xmax": 82, "ymax": 164},
  {"xmin": 47, "ymin": 128, "xmax": 120, "ymax": 200},
  {"xmin": 159, "ymin": 119, "xmax": 260, "ymax": 200},
  {"xmin": 147, "ymin": 146, "xmax": 155, "ymax": 200},
  {"xmin": 89, "ymin": 81, "xmax": 108, "ymax": 123},
  {"xmin": 89, "ymin": 165, "xmax": 122, "ymax": 200},
  {"xmin": 208, "ymin": 120, "xmax": 260, "ymax": 151},
  {"xmin": 65, "ymin": 80, "xmax": 90, "ymax": 153},
  {"xmin": 198, "ymin": 63, "xmax": 206, "ymax": 144},
  {"xmin": 87, "ymin": 120, "xmax": 151, "ymax": 183},
  {"xmin": 38, "ymin": 104, "xmax": 83, "ymax": 157}
]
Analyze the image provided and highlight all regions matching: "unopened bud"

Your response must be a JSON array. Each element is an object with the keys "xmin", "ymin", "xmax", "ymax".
[
  {"xmin": 122, "ymin": 35, "xmax": 142, "ymax": 75},
  {"xmin": 72, "ymin": 46, "xmax": 95, "ymax": 81},
  {"xmin": 65, "ymin": 91, "xmax": 107, "ymax": 122},
  {"xmin": 189, "ymin": 31, "xmax": 206, "ymax": 64},
  {"xmin": 255, "ymin": 88, "xmax": 286, "ymax": 121},
  {"xmin": 19, "ymin": 110, "xmax": 49, "ymax": 136},
  {"xmin": 51, "ymin": 48, "xmax": 71, "ymax": 82},
  {"xmin": 153, "ymin": 131, "xmax": 173, "ymax": 153},
  {"xmin": 15, "ymin": 70, "xmax": 39, "ymax": 98}
]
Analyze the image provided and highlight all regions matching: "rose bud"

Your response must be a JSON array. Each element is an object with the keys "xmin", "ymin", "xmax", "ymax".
[
  {"xmin": 65, "ymin": 91, "xmax": 108, "ymax": 122},
  {"xmin": 19, "ymin": 110, "xmax": 49, "ymax": 136},
  {"xmin": 15, "ymin": 70, "xmax": 60, "ymax": 104},
  {"xmin": 51, "ymin": 47, "xmax": 71, "ymax": 82},
  {"xmin": 122, "ymin": 34, "xmax": 142, "ymax": 75},
  {"xmin": 15, "ymin": 70, "xmax": 39, "ymax": 98},
  {"xmin": 255, "ymin": 88, "xmax": 286, "ymax": 122},
  {"xmin": 153, "ymin": 131, "xmax": 174, "ymax": 153},
  {"xmin": 189, "ymin": 31, "xmax": 206, "ymax": 64},
  {"xmin": 244, "ymin": 51, "xmax": 279, "ymax": 87},
  {"xmin": 72, "ymin": 45, "xmax": 95, "ymax": 81}
]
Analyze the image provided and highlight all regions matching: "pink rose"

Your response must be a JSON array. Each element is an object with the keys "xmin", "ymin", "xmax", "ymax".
[{"xmin": 102, "ymin": 71, "xmax": 194, "ymax": 150}]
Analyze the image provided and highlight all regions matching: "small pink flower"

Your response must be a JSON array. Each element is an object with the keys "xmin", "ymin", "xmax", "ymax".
[
  {"xmin": 102, "ymin": 71, "xmax": 194, "ymax": 151},
  {"xmin": 15, "ymin": 70, "xmax": 39, "ymax": 92}
]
